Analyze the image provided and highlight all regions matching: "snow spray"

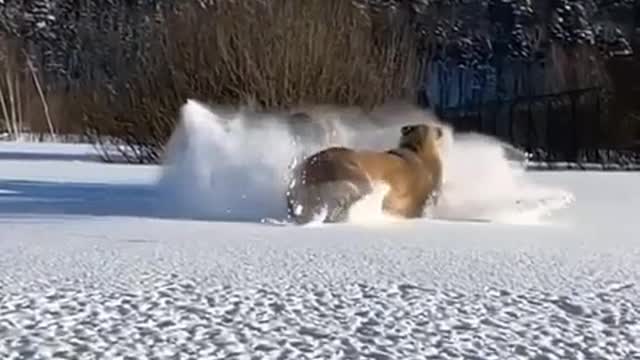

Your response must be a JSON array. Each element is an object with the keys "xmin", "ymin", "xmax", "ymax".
[{"xmin": 155, "ymin": 99, "xmax": 573, "ymax": 225}]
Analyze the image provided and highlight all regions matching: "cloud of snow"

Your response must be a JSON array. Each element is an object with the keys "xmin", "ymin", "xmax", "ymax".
[
  {"xmin": 154, "ymin": 99, "xmax": 573, "ymax": 225},
  {"xmin": 430, "ymin": 133, "xmax": 575, "ymax": 225}
]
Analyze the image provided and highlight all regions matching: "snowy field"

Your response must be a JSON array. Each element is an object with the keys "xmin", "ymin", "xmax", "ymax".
[{"xmin": 1, "ymin": 103, "xmax": 639, "ymax": 359}]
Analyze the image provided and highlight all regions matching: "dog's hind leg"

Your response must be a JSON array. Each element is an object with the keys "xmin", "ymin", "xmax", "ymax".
[
  {"xmin": 321, "ymin": 180, "xmax": 372, "ymax": 223},
  {"xmin": 286, "ymin": 184, "xmax": 323, "ymax": 224}
]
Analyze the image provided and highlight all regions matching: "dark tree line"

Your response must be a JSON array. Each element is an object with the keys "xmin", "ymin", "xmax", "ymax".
[{"xmin": 1, "ymin": 0, "xmax": 635, "ymax": 91}]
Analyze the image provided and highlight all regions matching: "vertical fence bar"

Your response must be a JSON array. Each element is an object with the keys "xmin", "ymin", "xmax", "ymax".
[
  {"xmin": 570, "ymin": 93, "xmax": 578, "ymax": 163},
  {"xmin": 527, "ymin": 100, "xmax": 534, "ymax": 154}
]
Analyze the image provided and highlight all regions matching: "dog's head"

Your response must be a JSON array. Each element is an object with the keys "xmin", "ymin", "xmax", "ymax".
[{"xmin": 398, "ymin": 123, "xmax": 444, "ymax": 155}]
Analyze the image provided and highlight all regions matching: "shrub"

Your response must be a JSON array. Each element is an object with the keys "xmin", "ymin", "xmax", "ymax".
[
  {"xmin": 0, "ymin": 35, "xmax": 59, "ymax": 140},
  {"xmin": 79, "ymin": 0, "xmax": 422, "ymax": 163}
]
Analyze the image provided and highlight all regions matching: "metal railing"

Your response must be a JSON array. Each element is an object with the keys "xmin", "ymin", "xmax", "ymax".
[{"xmin": 433, "ymin": 87, "xmax": 640, "ymax": 170}]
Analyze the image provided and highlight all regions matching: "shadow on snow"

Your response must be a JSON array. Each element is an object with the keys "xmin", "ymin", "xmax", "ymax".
[{"xmin": 0, "ymin": 180, "xmax": 267, "ymax": 223}]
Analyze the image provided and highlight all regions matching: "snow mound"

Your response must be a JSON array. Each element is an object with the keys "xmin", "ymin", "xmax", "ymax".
[{"xmin": 155, "ymin": 99, "xmax": 573, "ymax": 225}]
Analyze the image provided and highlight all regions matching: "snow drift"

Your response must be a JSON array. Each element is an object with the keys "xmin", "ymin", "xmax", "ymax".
[{"xmin": 155, "ymin": 99, "xmax": 573, "ymax": 225}]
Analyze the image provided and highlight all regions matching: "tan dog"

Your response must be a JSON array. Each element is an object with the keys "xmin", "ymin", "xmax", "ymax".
[{"xmin": 286, "ymin": 123, "xmax": 445, "ymax": 224}]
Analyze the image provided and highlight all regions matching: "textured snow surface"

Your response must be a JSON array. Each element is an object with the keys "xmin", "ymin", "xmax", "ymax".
[{"xmin": 1, "ymin": 142, "xmax": 640, "ymax": 359}]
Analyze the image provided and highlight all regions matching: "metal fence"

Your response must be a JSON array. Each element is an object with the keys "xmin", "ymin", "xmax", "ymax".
[{"xmin": 432, "ymin": 87, "xmax": 640, "ymax": 170}]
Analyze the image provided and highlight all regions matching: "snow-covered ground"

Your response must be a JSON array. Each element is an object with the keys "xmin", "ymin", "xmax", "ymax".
[{"xmin": 1, "ymin": 121, "xmax": 639, "ymax": 358}]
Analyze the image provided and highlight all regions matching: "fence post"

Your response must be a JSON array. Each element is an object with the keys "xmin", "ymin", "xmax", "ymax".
[
  {"xmin": 569, "ymin": 92, "xmax": 579, "ymax": 164},
  {"xmin": 527, "ymin": 100, "xmax": 534, "ymax": 153},
  {"xmin": 595, "ymin": 90, "xmax": 602, "ymax": 163},
  {"xmin": 546, "ymin": 99, "xmax": 553, "ymax": 161},
  {"xmin": 477, "ymin": 102, "xmax": 483, "ymax": 133},
  {"xmin": 509, "ymin": 101, "xmax": 515, "ymax": 144}
]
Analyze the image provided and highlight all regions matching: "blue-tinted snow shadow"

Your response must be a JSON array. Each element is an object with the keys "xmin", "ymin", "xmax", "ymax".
[
  {"xmin": 0, "ymin": 180, "xmax": 280, "ymax": 224},
  {"xmin": 0, "ymin": 145, "xmax": 131, "ymax": 163},
  {"xmin": 0, "ymin": 151, "xmax": 104, "ymax": 162},
  {"xmin": 0, "ymin": 180, "xmax": 159, "ymax": 218}
]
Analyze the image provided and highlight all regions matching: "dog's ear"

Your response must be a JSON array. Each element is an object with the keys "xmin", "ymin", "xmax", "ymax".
[
  {"xmin": 435, "ymin": 127, "xmax": 443, "ymax": 139},
  {"xmin": 401, "ymin": 125, "xmax": 415, "ymax": 136}
]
